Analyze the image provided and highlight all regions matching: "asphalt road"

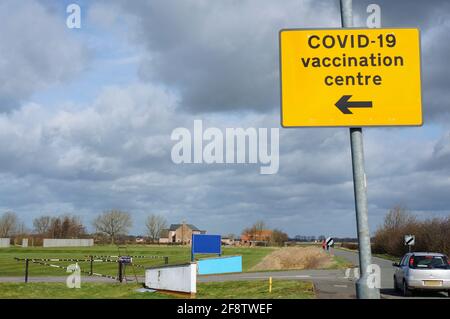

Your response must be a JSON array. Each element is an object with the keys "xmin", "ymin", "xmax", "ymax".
[
  {"xmin": 0, "ymin": 248, "xmax": 448, "ymax": 299},
  {"xmin": 199, "ymin": 248, "xmax": 448, "ymax": 299},
  {"xmin": 333, "ymin": 248, "xmax": 448, "ymax": 299}
]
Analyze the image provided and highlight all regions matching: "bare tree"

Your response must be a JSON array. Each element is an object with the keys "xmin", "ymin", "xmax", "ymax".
[
  {"xmin": 270, "ymin": 229, "xmax": 289, "ymax": 247},
  {"xmin": 49, "ymin": 217, "xmax": 62, "ymax": 238},
  {"xmin": 383, "ymin": 206, "xmax": 416, "ymax": 230},
  {"xmin": 93, "ymin": 210, "xmax": 132, "ymax": 244},
  {"xmin": 33, "ymin": 216, "xmax": 51, "ymax": 235},
  {"xmin": 60, "ymin": 215, "xmax": 85, "ymax": 238},
  {"xmin": 0, "ymin": 212, "xmax": 19, "ymax": 237},
  {"xmin": 373, "ymin": 206, "xmax": 417, "ymax": 256},
  {"xmin": 16, "ymin": 222, "xmax": 29, "ymax": 236},
  {"xmin": 242, "ymin": 221, "xmax": 268, "ymax": 242},
  {"xmin": 145, "ymin": 214, "xmax": 167, "ymax": 243},
  {"xmin": 250, "ymin": 220, "xmax": 266, "ymax": 239}
]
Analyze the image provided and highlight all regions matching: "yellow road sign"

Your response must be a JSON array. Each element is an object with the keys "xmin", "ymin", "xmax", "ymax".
[{"xmin": 279, "ymin": 28, "xmax": 422, "ymax": 127}]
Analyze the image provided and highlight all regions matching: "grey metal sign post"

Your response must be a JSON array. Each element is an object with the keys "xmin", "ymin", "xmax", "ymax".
[{"xmin": 340, "ymin": 0, "xmax": 380, "ymax": 299}]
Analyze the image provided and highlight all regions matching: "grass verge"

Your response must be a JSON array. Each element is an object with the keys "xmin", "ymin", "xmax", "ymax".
[
  {"xmin": 196, "ymin": 280, "xmax": 315, "ymax": 299},
  {"xmin": 373, "ymin": 253, "xmax": 399, "ymax": 262},
  {"xmin": 0, "ymin": 280, "xmax": 315, "ymax": 299},
  {"xmin": 326, "ymin": 254, "xmax": 354, "ymax": 269}
]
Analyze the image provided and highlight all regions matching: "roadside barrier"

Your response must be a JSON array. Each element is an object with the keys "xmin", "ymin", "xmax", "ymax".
[
  {"xmin": 14, "ymin": 255, "xmax": 169, "ymax": 283},
  {"xmin": 86, "ymin": 255, "xmax": 166, "ymax": 259},
  {"xmin": 18, "ymin": 258, "xmax": 119, "ymax": 281}
]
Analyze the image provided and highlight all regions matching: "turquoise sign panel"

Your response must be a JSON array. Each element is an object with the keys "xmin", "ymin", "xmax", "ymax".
[{"xmin": 197, "ymin": 255, "xmax": 242, "ymax": 275}]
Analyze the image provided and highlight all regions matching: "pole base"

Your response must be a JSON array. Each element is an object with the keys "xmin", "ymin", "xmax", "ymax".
[{"xmin": 355, "ymin": 278, "xmax": 380, "ymax": 299}]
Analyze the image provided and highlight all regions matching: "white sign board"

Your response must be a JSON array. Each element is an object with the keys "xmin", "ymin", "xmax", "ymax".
[
  {"xmin": 43, "ymin": 239, "xmax": 94, "ymax": 247},
  {"xmin": 404, "ymin": 235, "xmax": 415, "ymax": 246},
  {"xmin": 0, "ymin": 238, "xmax": 10, "ymax": 248},
  {"xmin": 326, "ymin": 237, "xmax": 334, "ymax": 247},
  {"xmin": 145, "ymin": 263, "xmax": 197, "ymax": 294}
]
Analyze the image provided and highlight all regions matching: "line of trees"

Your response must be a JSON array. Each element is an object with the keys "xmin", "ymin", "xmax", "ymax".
[
  {"xmin": 0, "ymin": 210, "xmax": 170, "ymax": 245},
  {"xmin": 91, "ymin": 211, "xmax": 169, "ymax": 244},
  {"xmin": 372, "ymin": 206, "xmax": 450, "ymax": 257},
  {"xmin": 33, "ymin": 215, "xmax": 86, "ymax": 238}
]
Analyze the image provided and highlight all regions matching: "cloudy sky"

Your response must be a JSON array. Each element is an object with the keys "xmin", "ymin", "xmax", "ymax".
[{"xmin": 1, "ymin": 0, "xmax": 449, "ymax": 237}]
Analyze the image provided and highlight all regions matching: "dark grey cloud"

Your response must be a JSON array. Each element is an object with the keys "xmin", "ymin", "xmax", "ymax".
[
  {"xmin": 0, "ymin": 1, "xmax": 88, "ymax": 111},
  {"xmin": 92, "ymin": 0, "xmax": 450, "ymax": 123},
  {"xmin": 417, "ymin": 131, "xmax": 450, "ymax": 173},
  {"xmin": 352, "ymin": 0, "xmax": 450, "ymax": 28},
  {"xmin": 353, "ymin": 0, "xmax": 450, "ymax": 122},
  {"xmin": 102, "ymin": 0, "xmax": 340, "ymax": 113}
]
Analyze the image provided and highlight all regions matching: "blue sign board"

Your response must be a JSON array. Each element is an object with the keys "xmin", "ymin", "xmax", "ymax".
[
  {"xmin": 192, "ymin": 234, "xmax": 221, "ymax": 259},
  {"xmin": 118, "ymin": 256, "xmax": 133, "ymax": 264}
]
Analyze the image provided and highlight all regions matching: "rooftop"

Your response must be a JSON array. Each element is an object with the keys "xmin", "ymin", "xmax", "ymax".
[{"xmin": 168, "ymin": 224, "xmax": 200, "ymax": 231}]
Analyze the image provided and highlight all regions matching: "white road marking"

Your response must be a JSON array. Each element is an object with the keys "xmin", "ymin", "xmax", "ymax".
[{"xmin": 333, "ymin": 284, "xmax": 348, "ymax": 288}]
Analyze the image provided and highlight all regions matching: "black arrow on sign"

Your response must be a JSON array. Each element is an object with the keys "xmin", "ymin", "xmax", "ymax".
[{"xmin": 335, "ymin": 95, "xmax": 373, "ymax": 114}]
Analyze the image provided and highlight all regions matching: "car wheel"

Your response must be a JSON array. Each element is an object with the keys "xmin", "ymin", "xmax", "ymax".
[{"xmin": 402, "ymin": 281, "xmax": 412, "ymax": 297}]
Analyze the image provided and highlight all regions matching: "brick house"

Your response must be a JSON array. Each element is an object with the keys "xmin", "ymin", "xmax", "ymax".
[
  {"xmin": 159, "ymin": 223, "xmax": 205, "ymax": 244},
  {"xmin": 240, "ymin": 229, "xmax": 273, "ymax": 246}
]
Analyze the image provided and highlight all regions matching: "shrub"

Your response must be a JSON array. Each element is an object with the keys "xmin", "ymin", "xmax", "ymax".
[{"xmin": 372, "ymin": 206, "xmax": 450, "ymax": 257}]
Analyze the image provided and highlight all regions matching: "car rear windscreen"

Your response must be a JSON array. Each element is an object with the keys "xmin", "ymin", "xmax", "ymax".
[{"xmin": 413, "ymin": 255, "xmax": 449, "ymax": 269}]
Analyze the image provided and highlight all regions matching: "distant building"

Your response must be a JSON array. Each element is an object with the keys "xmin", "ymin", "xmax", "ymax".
[
  {"xmin": 135, "ymin": 236, "xmax": 145, "ymax": 243},
  {"xmin": 241, "ymin": 230, "xmax": 273, "ymax": 246},
  {"xmin": 159, "ymin": 222, "xmax": 206, "ymax": 244},
  {"xmin": 221, "ymin": 237, "xmax": 236, "ymax": 246}
]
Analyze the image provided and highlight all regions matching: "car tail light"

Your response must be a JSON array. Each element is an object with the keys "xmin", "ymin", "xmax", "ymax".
[{"xmin": 409, "ymin": 256, "xmax": 414, "ymax": 267}]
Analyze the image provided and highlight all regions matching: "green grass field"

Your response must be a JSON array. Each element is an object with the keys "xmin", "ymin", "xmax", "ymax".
[
  {"xmin": 330, "ymin": 254, "xmax": 354, "ymax": 269},
  {"xmin": 0, "ymin": 245, "xmax": 275, "ymax": 278},
  {"xmin": 0, "ymin": 280, "xmax": 315, "ymax": 299},
  {"xmin": 196, "ymin": 280, "xmax": 315, "ymax": 299}
]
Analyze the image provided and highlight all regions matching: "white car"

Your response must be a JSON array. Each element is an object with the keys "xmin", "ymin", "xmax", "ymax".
[{"xmin": 393, "ymin": 252, "xmax": 450, "ymax": 297}]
